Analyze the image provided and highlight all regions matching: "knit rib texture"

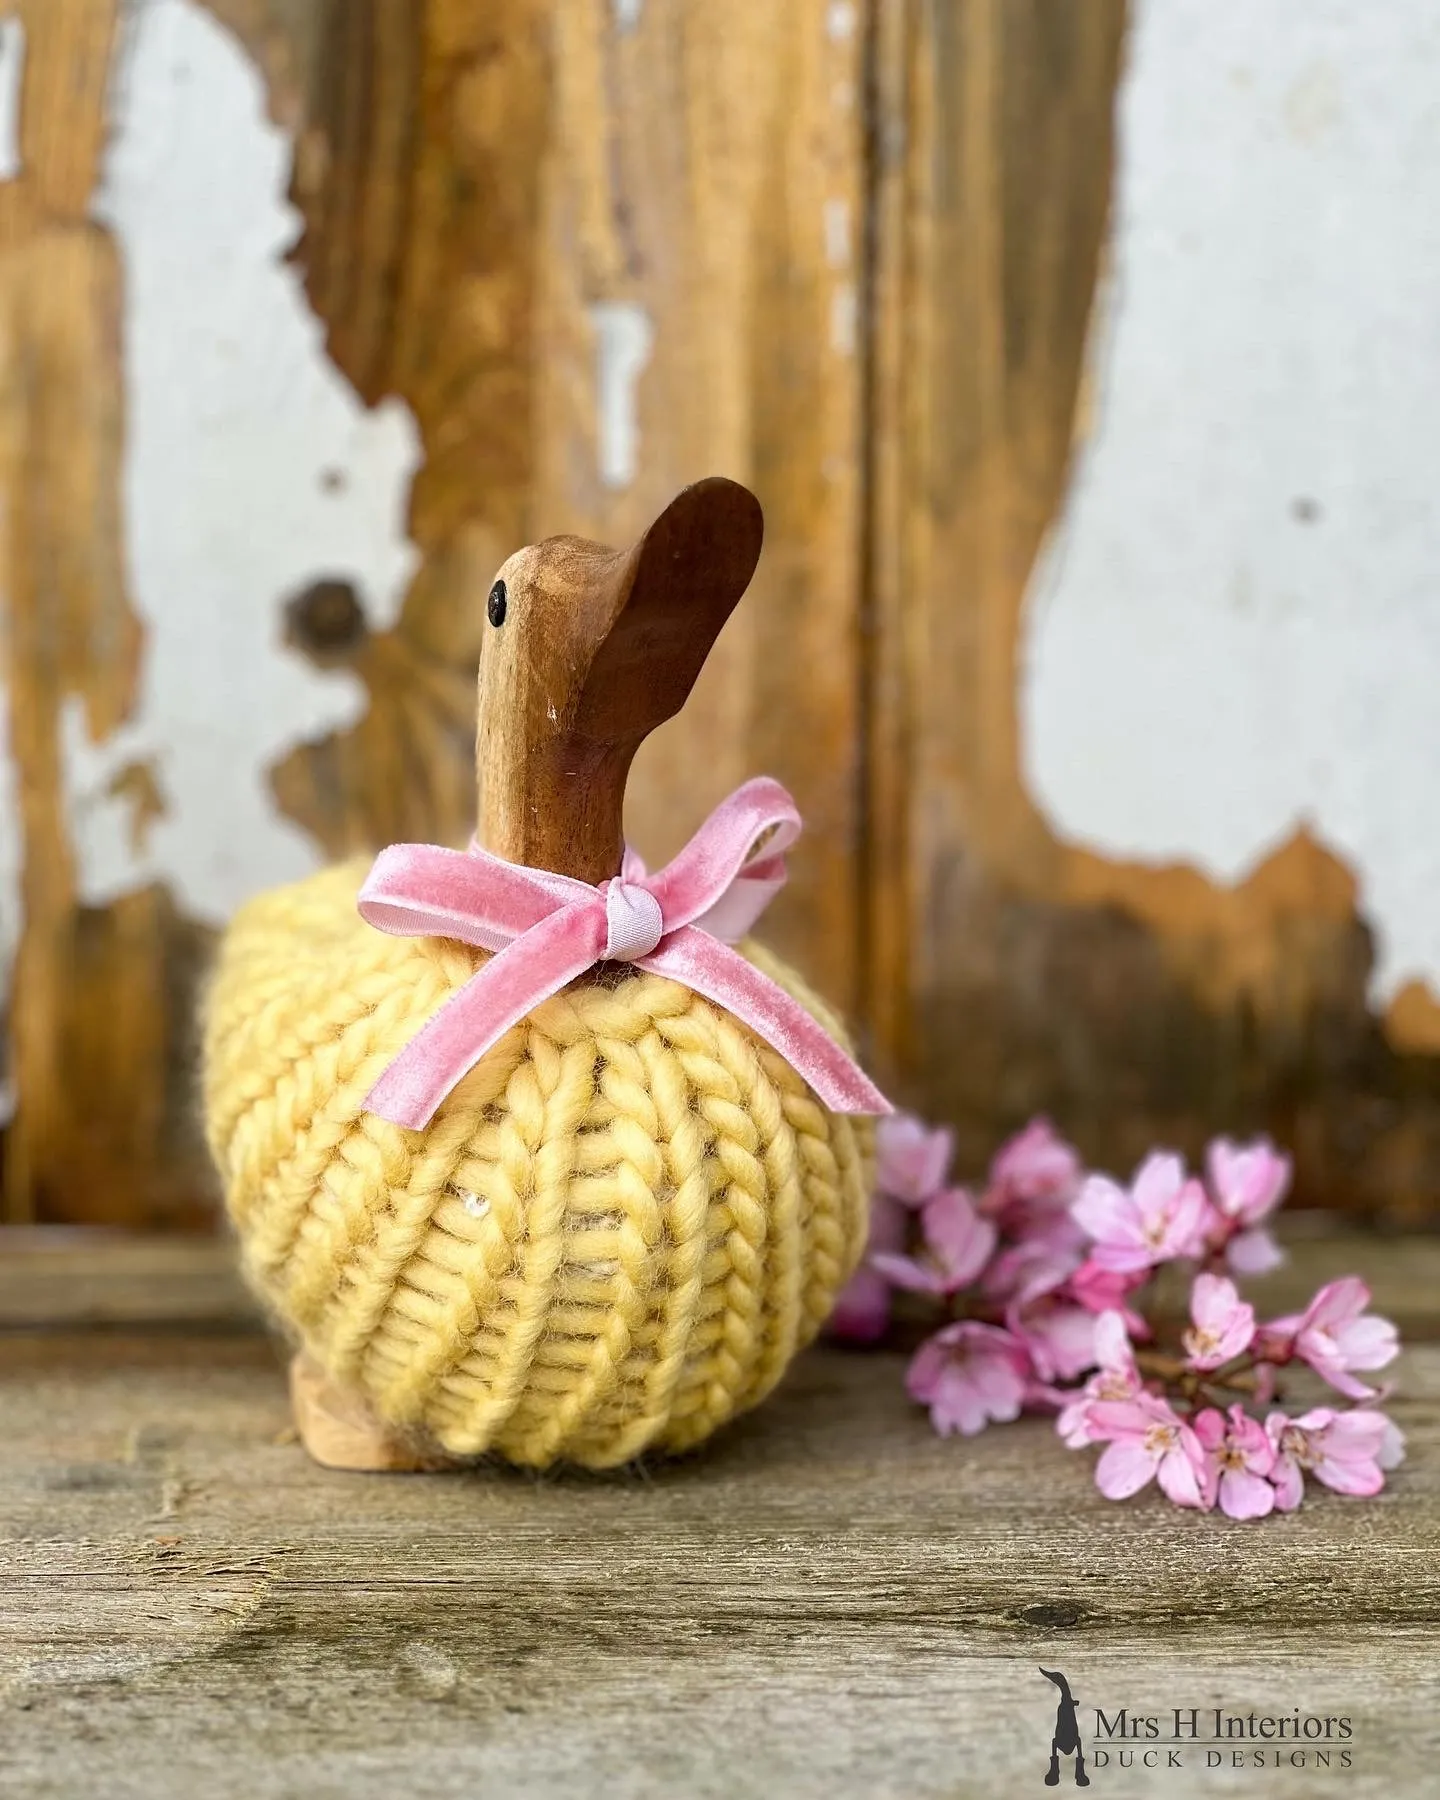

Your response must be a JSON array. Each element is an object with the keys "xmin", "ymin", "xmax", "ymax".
[{"xmin": 202, "ymin": 859, "xmax": 871, "ymax": 1468}]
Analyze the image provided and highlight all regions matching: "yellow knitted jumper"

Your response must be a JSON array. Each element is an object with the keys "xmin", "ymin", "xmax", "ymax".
[{"xmin": 202, "ymin": 858, "xmax": 871, "ymax": 1468}]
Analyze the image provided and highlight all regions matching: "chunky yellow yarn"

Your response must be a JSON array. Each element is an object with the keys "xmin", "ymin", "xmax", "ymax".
[{"xmin": 202, "ymin": 858, "xmax": 871, "ymax": 1468}]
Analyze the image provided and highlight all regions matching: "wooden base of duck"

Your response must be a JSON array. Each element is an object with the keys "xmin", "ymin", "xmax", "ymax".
[{"xmin": 288, "ymin": 1353, "xmax": 460, "ymax": 1473}]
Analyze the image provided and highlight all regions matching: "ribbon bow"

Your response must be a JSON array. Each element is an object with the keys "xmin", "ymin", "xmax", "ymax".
[{"xmin": 357, "ymin": 777, "xmax": 891, "ymax": 1129}]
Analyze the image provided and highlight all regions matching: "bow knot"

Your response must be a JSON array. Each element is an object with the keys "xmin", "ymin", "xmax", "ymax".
[
  {"xmin": 602, "ymin": 879, "xmax": 665, "ymax": 962},
  {"xmin": 356, "ymin": 776, "xmax": 891, "ymax": 1130}
]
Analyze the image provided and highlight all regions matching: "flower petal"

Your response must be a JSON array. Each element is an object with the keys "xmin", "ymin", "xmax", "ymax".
[
  {"xmin": 1072, "ymin": 1176, "xmax": 1135, "ymax": 1244},
  {"xmin": 1092, "ymin": 1309, "xmax": 1134, "ymax": 1373},
  {"xmin": 1311, "ymin": 1363, "xmax": 1381, "ymax": 1402},
  {"xmin": 876, "ymin": 1114, "xmax": 954, "ymax": 1206},
  {"xmin": 1164, "ymin": 1179, "xmax": 1213, "ymax": 1259},
  {"xmin": 1190, "ymin": 1273, "xmax": 1239, "ymax": 1332},
  {"xmin": 1378, "ymin": 1417, "xmax": 1407, "ymax": 1470},
  {"xmin": 1317, "ymin": 1409, "xmax": 1390, "ymax": 1458},
  {"xmin": 1132, "ymin": 1151, "xmax": 1185, "ymax": 1215},
  {"xmin": 1086, "ymin": 1240, "xmax": 1160, "ymax": 1276},
  {"xmin": 1227, "ymin": 1228, "xmax": 1285, "ymax": 1276},
  {"xmin": 1311, "ymin": 1451, "xmax": 1384, "ymax": 1497},
  {"xmin": 1058, "ymin": 1397, "xmax": 1098, "ymax": 1449},
  {"xmin": 990, "ymin": 1118, "xmax": 1082, "ymax": 1201},
  {"xmin": 1303, "ymin": 1276, "xmax": 1370, "ymax": 1333},
  {"xmin": 1156, "ymin": 1446, "xmax": 1207, "ymax": 1508},
  {"xmin": 1086, "ymin": 1399, "xmax": 1152, "ymax": 1439},
  {"xmin": 1332, "ymin": 1314, "xmax": 1400, "ymax": 1371},
  {"xmin": 922, "ymin": 1188, "xmax": 997, "ymax": 1290},
  {"xmin": 1219, "ymin": 1468, "xmax": 1275, "ymax": 1520},
  {"xmin": 827, "ymin": 1268, "xmax": 891, "ymax": 1344},
  {"xmin": 1095, "ymin": 1439, "xmax": 1156, "ymax": 1499},
  {"xmin": 1207, "ymin": 1137, "xmax": 1291, "ymax": 1224},
  {"xmin": 871, "ymin": 1252, "xmax": 946, "ymax": 1298}
]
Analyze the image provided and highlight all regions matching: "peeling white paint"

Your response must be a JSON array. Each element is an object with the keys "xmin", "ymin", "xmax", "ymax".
[
  {"xmin": 826, "ymin": 1, "xmax": 857, "ymax": 44},
  {"xmin": 1024, "ymin": 0, "xmax": 1440, "ymax": 1001},
  {"xmin": 74, "ymin": 0, "xmax": 421, "ymax": 924},
  {"xmin": 0, "ymin": 16, "xmax": 24, "ymax": 181},
  {"xmin": 57, "ymin": 696, "xmax": 160, "ymax": 908},
  {"xmin": 613, "ymin": 0, "xmax": 643, "ymax": 33},
  {"xmin": 589, "ymin": 300, "xmax": 653, "ymax": 490},
  {"xmin": 829, "ymin": 282, "xmax": 857, "ymax": 357},
  {"xmin": 823, "ymin": 197, "xmax": 851, "ymax": 269}
]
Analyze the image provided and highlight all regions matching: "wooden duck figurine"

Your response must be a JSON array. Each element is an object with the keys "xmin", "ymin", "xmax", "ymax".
[{"xmin": 203, "ymin": 478, "xmax": 875, "ymax": 1471}]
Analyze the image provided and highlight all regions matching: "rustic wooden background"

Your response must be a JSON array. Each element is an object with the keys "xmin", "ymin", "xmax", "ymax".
[{"xmin": 2, "ymin": 0, "xmax": 1437, "ymax": 1233}]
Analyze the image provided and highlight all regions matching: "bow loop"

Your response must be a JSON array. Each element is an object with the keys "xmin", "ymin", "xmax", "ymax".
[{"xmin": 357, "ymin": 780, "xmax": 890, "ymax": 1129}]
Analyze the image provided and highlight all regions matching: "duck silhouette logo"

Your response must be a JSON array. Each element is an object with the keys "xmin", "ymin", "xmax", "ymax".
[{"xmin": 1039, "ymin": 1669, "xmax": 1089, "ymax": 1786}]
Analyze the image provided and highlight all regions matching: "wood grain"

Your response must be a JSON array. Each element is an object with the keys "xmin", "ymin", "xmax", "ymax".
[
  {"xmin": 0, "ymin": 0, "xmax": 216, "ymax": 1228},
  {"xmin": 264, "ymin": 0, "xmax": 869, "ymax": 1012},
  {"xmin": 3, "ymin": 0, "xmax": 867, "ymax": 1223},
  {"xmin": 8, "ymin": 1220, "xmax": 1440, "ymax": 1337},
  {"xmin": 6, "ymin": 0, "xmax": 1440, "ymax": 1231},
  {"xmin": 533, "ymin": 0, "xmax": 869, "ymax": 1016},
  {"xmin": 0, "ymin": 1281, "xmax": 1435, "ymax": 1796},
  {"xmin": 861, "ymin": 0, "xmax": 1440, "ymax": 1225}
]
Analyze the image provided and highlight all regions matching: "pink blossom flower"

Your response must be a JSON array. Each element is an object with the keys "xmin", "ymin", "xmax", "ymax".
[
  {"xmin": 1205, "ymin": 1137, "xmax": 1290, "ymax": 1275},
  {"xmin": 907, "ymin": 1322, "xmax": 1030, "ymax": 1436},
  {"xmin": 872, "ymin": 1187, "xmax": 997, "ymax": 1299},
  {"xmin": 1265, "ymin": 1407, "xmax": 1401, "ymax": 1510},
  {"xmin": 1194, "ymin": 1405, "xmax": 1275, "ymax": 1519},
  {"xmin": 1068, "ymin": 1259, "xmax": 1150, "ymax": 1336},
  {"xmin": 829, "ymin": 1193, "xmax": 907, "ymax": 1344},
  {"xmin": 983, "ymin": 1118, "xmax": 1084, "ymax": 1235},
  {"xmin": 1087, "ymin": 1392, "xmax": 1212, "ymax": 1508},
  {"xmin": 1208, "ymin": 1137, "xmax": 1291, "ymax": 1225},
  {"xmin": 875, "ymin": 1113, "xmax": 954, "ymax": 1207},
  {"xmin": 1010, "ymin": 1292, "xmax": 1100, "ymax": 1385},
  {"xmin": 1182, "ymin": 1273, "xmax": 1256, "ymax": 1372},
  {"xmin": 1057, "ymin": 1311, "xmax": 1143, "ymax": 1448},
  {"xmin": 990, "ymin": 1117, "xmax": 1082, "ymax": 1204},
  {"xmin": 1224, "ymin": 1227, "xmax": 1285, "ymax": 1276},
  {"xmin": 1259, "ymin": 1277, "xmax": 1400, "ymax": 1400},
  {"xmin": 1071, "ymin": 1153, "xmax": 1210, "ymax": 1274},
  {"xmin": 1001, "ymin": 1257, "xmax": 1099, "ymax": 1384},
  {"xmin": 982, "ymin": 1229, "xmax": 1082, "ymax": 1305}
]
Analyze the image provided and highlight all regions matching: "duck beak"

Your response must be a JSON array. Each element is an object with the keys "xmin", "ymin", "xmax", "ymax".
[{"xmin": 573, "ymin": 476, "xmax": 764, "ymax": 743}]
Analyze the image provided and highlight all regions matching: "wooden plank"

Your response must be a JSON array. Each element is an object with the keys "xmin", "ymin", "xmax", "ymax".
[
  {"xmin": 5, "ymin": 1219, "xmax": 1440, "ymax": 1338},
  {"xmin": 8, "ymin": 0, "xmax": 1440, "ymax": 1236},
  {"xmin": 0, "ymin": 0, "xmax": 218, "ymax": 1229},
  {"xmin": 2, "ymin": 0, "xmax": 869, "ymax": 1226},
  {"xmin": 0, "ymin": 1230, "xmax": 253, "ymax": 1328},
  {"xmin": 863, "ymin": 0, "xmax": 1440, "ymax": 1227},
  {"xmin": 531, "ymin": 0, "xmax": 869, "ymax": 1014},
  {"xmin": 251, "ymin": 0, "xmax": 869, "ymax": 1007},
  {"xmin": 0, "ymin": 1324, "xmax": 1435, "ymax": 1796}
]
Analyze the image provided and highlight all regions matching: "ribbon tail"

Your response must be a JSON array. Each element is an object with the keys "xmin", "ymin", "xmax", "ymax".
[
  {"xmin": 364, "ymin": 905, "xmax": 607, "ymax": 1130},
  {"xmin": 645, "ymin": 929, "xmax": 891, "ymax": 1116},
  {"xmin": 643, "ymin": 778, "xmax": 801, "ymax": 932},
  {"xmin": 689, "ymin": 860, "xmax": 787, "ymax": 944}
]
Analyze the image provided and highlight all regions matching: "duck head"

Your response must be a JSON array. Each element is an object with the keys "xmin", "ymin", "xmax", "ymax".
[{"xmin": 476, "ymin": 477, "xmax": 764, "ymax": 883}]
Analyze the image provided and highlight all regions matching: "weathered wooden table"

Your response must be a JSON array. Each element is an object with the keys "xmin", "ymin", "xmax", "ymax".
[{"xmin": 2, "ymin": 1230, "xmax": 1437, "ymax": 1798}]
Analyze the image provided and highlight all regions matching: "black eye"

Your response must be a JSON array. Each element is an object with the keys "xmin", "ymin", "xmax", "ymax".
[{"xmin": 487, "ymin": 579, "xmax": 508, "ymax": 627}]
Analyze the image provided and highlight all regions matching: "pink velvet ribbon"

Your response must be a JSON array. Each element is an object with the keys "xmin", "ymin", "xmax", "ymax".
[{"xmin": 356, "ymin": 776, "xmax": 892, "ymax": 1130}]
